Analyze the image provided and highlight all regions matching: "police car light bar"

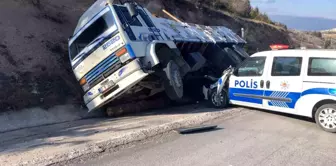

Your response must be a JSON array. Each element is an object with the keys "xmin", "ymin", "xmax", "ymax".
[{"xmin": 270, "ymin": 44, "xmax": 289, "ymax": 50}]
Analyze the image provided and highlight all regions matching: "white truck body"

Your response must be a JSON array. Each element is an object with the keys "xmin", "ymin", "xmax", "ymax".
[{"xmin": 68, "ymin": 0, "xmax": 248, "ymax": 111}]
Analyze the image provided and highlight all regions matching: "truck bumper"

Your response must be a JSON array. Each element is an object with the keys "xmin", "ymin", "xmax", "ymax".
[{"xmin": 85, "ymin": 60, "xmax": 148, "ymax": 111}]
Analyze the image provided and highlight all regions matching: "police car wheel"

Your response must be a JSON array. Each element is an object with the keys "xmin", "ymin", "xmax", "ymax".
[
  {"xmin": 315, "ymin": 104, "xmax": 336, "ymax": 133},
  {"xmin": 209, "ymin": 89, "xmax": 228, "ymax": 108}
]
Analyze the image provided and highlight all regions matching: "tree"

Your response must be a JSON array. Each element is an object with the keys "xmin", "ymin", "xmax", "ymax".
[
  {"xmin": 250, "ymin": 7, "xmax": 260, "ymax": 19},
  {"xmin": 312, "ymin": 31, "xmax": 322, "ymax": 38},
  {"xmin": 324, "ymin": 39, "xmax": 331, "ymax": 49}
]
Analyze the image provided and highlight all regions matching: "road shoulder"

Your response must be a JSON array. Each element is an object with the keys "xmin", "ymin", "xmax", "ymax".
[{"xmin": 0, "ymin": 106, "xmax": 247, "ymax": 166}]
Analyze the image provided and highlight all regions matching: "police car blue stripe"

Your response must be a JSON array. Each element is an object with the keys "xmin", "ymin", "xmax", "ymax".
[
  {"xmin": 279, "ymin": 92, "xmax": 284, "ymax": 98},
  {"xmin": 278, "ymin": 101, "xmax": 284, "ymax": 107},
  {"xmin": 301, "ymin": 88, "xmax": 336, "ymax": 96},
  {"xmin": 265, "ymin": 90, "xmax": 301, "ymax": 109},
  {"xmin": 230, "ymin": 88, "xmax": 336, "ymax": 109},
  {"xmin": 281, "ymin": 92, "xmax": 287, "ymax": 98},
  {"xmin": 269, "ymin": 101, "xmax": 276, "ymax": 107},
  {"xmin": 283, "ymin": 102, "xmax": 288, "ymax": 108},
  {"xmin": 273, "ymin": 91, "xmax": 278, "ymax": 97},
  {"xmin": 278, "ymin": 101, "xmax": 283, "ymax": 107},
  {"xmin": 229, "ymin": 88, "xmax": 263, "ymax": 104},
  {"xmin": 274, "ymin": 101, "xmax": 280, "ymax": 107}
]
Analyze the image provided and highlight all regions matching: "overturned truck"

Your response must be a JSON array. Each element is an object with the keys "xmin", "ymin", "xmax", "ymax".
[{"xmin": 68, "ymin": 0, "xmax": 249, "ymax": 111}]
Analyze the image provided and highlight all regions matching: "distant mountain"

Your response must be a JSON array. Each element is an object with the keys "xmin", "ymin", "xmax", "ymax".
[{"xmin": 269, "ymin": 15, "xmax": 336, "ymax": 31}]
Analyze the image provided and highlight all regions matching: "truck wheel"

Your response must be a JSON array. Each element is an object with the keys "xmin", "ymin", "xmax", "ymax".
[
  {"xmin": 315, "ymin": 104, "xmax": 336, "ymax": 133},
  {"xmin": 163, "ymin": 60, "xmax": 183, "ymax": 100},
  {"xmin": 209, "ymin": 88, "xmax": 228, "ymax": 108}
]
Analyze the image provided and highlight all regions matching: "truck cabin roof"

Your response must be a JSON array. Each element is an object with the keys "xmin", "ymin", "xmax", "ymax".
[{"xmin": 74, "ymin": 0, "xmax": 109, "ymax": 36}]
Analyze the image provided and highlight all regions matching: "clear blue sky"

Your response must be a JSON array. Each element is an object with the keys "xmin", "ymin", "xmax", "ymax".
[{"xmin": 250, "ymin": 0, "xmax": 336, "ymax": 20}]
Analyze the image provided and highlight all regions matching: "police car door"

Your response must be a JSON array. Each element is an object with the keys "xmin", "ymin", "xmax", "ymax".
[
  {"xmin": 263, "ymin": 55, "xmax": 303, "ymax": 113},
  {"xmin": 229, "ymin": 55, "xmax": 269, "ymax": 109}
]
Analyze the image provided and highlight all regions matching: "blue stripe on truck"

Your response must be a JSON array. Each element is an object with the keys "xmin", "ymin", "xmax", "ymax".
[{"xmin": 85, "ymin": 54, "xmax": 119, "ymax": 83}]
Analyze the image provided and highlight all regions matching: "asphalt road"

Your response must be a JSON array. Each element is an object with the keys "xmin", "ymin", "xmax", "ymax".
[{"xmin": 71, "ymin": 109, "xmax": 336, "ymax": 166}]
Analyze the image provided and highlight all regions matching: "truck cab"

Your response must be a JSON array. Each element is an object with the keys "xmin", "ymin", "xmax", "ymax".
[
  {"xmin": 69, "ymin": 1, "xmax": 154, "ymax": 111},
  {"xmin": 69, "ymin": 0, "xmax": 248, "ymax": 112}
]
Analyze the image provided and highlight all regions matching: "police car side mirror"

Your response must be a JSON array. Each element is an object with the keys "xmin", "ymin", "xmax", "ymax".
[
  {"xmin": 126, "ymin": 3, "xmax": 138, "ymax": 18},
  {"xmin": 232, "ymin": 69, "xmax": 239, "ymax": 76}
]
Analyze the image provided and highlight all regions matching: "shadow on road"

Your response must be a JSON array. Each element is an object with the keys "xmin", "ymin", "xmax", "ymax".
[
  {"xmin": 0, "ymin": 101, "xmax": 226, "ymax": 155},
  {"xmin": 250, "ymin": 107, "xmax": 314, "ymax": 123},
  {"xmin": 176, "ymin": 127, "xmax": 224, "ymax": 135}
]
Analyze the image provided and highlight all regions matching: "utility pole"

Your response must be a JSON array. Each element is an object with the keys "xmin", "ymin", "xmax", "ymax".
[{"xmin": 241, "ymin": 28, "xmax": 245, "ymax": 39}]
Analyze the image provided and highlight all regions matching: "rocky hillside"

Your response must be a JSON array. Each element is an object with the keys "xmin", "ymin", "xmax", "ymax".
[
  {"xmin": 321, "ymin": 28, "xmax": 336, "ymax": 49},
  {"xmin": 0, "ymin": 0, "xmax": 90, "ymax": 111},
  {"xmin": 0, "ymin": 0, "xmax": 330, "ymax": 112}
]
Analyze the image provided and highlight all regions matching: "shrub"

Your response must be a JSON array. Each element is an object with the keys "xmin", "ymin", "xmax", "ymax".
[
  {"xmin": 226, "ymin": 0, "xmax": 251, "ymax": 17},
  {"xmin": 249, "ymin": 7, "xmax": 278, "ymax": 25},
  {"xmin": 311, "ymin": 31, "xmax": 322, "ymax": 38},
  {"xmin": 324, "ymin": 39, "xmax": 332, "ymax": 49}
]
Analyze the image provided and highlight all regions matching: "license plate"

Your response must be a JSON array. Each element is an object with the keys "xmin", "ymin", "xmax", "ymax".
[{"xmin": 98, "ymin": 80, "xmax": 115, "ymax": 93}]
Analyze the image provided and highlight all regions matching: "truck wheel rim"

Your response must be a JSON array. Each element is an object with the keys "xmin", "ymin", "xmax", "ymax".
[
  {"xmin": 173, "ymin": 70, "xmax": 182, "ymax": 88},
  {"xmin": 318, "ymin": 108, "xmax": 336, "ymax": 129}
]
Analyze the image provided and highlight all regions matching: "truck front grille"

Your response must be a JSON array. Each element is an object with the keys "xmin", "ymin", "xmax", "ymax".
[{"xmin": 85, "ymin": 53, "xmax": 121, "ymax": 87}]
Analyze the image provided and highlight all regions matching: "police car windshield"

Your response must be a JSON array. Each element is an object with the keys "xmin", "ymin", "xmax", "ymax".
[
  {"xmin": 69, "ymin": 11, "xmax": 114, "ymax": 60},
  {"xmin": 235, "ymin": 56, "xmax": 266, "ymax": 76}
]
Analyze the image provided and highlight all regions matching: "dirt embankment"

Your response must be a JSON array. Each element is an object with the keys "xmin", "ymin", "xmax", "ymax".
[
  {"xmin": 0, "ymin": 0, "xmax": 91, "ymax": 111},
  {"xmin": 0, "ymin": 0, "xmax": 326, "ymax": 112}
]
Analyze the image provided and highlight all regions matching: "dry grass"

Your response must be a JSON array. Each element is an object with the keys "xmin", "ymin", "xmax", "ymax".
[
  {"xmin": 323, "ymin": 33, "xmax": 336, "ymax": 39},
  {"xmin": 200, "ymin": 3, "xmax": 287, "ymax": 32}
]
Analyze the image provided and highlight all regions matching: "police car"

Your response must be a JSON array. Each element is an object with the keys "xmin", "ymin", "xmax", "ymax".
[{"xmin": 226, "ymin": 48, "xmax": 336, "ymax": 133}]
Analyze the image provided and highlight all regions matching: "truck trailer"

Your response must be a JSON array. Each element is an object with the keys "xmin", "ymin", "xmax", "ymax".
[{"xmin": 68, "ymin": 0, "xmax": 249, "ymax": 111}]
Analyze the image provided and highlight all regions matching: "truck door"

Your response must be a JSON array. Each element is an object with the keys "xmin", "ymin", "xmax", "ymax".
[
  {"xmin": 263, "ymin": 56, "xmax": 303, "ymax": 114},
  {"xmin": 229, "ymin": 56, "xmax": 269, "ymax": 109},
  {"xmin": 114, "ymin": 6, "xmax": 159, "ymax": 42}
]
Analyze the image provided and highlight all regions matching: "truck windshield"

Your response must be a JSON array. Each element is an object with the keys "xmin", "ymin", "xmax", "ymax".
[{"xmin": 69, "ymin": 10, "xmax": 115, "ymax": 60}]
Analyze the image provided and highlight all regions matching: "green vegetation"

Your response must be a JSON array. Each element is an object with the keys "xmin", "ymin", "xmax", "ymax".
[
  {"xmin": 249, "ymin": 7, "xmax": 287, "ymax": 29},
  {"xmin": 311, "ymin": 31, "xmax": 323, "ymax": 38},
  {"xmin": 199, "ymin": 0, "xmax": 287, "ymax": 28},
  {"xmin": 250, "ymin": 7, "xmax": 270, "ymax": 23}
]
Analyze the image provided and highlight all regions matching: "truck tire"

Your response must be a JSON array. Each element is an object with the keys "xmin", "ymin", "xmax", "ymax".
[
  {"xmin": 208, "ymin": 88, "xmax": 229, "ymax": 108},
  {"xmin": 163, "ymin": 60, "xmax": 183, "ymax": 100},
  {"xmin": 315, "ymin": 104, "xmax": 336, "ymax": 133}
]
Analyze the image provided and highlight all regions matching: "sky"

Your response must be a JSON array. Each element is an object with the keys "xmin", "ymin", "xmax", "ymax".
[{"xmin": 250, "ymin": 0, "xmax": 336, "ymax": 20}]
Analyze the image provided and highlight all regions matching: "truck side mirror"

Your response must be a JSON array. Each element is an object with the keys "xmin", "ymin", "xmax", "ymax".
[{"xmin": 125, "ymin": 3, "xmax": 138, "ymax": 18}]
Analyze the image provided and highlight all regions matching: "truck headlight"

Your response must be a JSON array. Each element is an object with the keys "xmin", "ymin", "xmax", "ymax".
[
  {"xmin": 79, "ymin": 77, "xmax": 86, "ymax": 86},
  {"xmin": 82, "ymin": 83, "xmax": 90, "ymax": 92},
  {"xmin": 116, "ymin": 47, "xmax": 131, "ymax": 63},
  {"xmin": 119, "ymin": 53, "xmax": 131, "ymax": 63}
]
